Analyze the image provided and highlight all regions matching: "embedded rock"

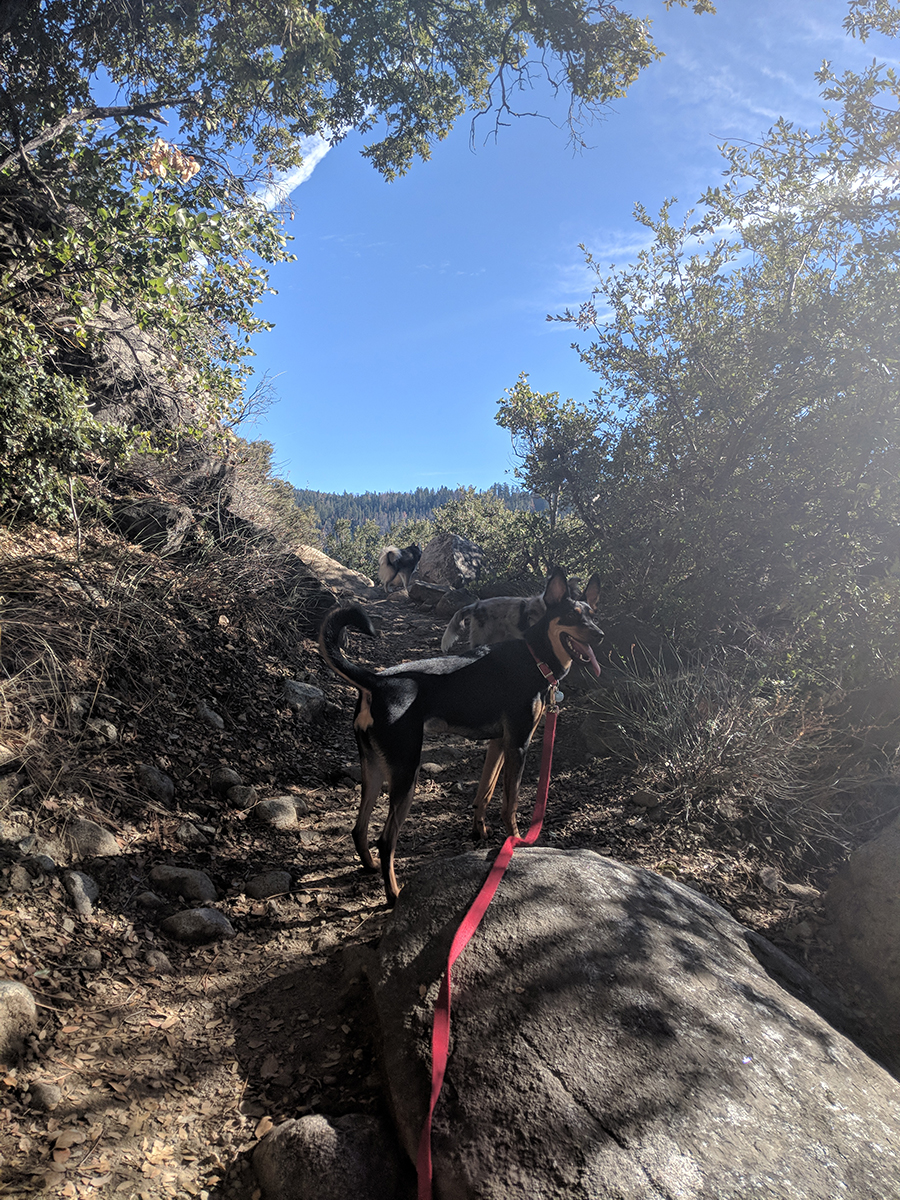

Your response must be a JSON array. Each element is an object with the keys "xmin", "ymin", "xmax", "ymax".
[{"xmin": 369, "ymin": 848, "xmax": 900, "ymax": 1200}]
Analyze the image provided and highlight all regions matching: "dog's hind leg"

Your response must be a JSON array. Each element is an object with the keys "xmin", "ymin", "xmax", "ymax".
[
  {"xmin": 471, "ymin": 739, "xmax": 505, "ymax": 841},
  {"xmin": 352, "ymin": 739, "xmax": 384, "ymax": 874},
  {"xmin": 376, "ymin": 765, "xmax": 420, "ymax": 907}
]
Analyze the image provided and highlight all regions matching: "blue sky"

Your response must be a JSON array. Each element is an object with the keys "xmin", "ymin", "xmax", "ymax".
[{"xmin": 242, "ymin": 1, "xmax": 895, "ymax": 497}]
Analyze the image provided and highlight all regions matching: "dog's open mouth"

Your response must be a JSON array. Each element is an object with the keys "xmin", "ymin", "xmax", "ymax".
[{"xmin": 562, "ymin": 633, "xmax": 601, "ymax": 677}]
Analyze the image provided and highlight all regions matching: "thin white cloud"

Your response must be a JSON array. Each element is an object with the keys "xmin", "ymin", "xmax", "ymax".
[{"xmin": 255, "ymin": 133, "xmax": 332, "ymax": 210}]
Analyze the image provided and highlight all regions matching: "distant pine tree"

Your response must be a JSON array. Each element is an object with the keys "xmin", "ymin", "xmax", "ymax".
[{"xmin": 292, "ymin": 484, "xmax": 544, "ymax": 534}]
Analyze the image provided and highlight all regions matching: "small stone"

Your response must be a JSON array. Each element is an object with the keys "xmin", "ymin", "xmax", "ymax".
[
  {"xmin": 197, "ymin": 703, "xmax": 225, "ymax": 731},
  {"xmin": 281, "ymin": 680, "xmax": 326, "ymax": 719},
  {"xmin": 159, "ymin": 908, "xmax": 235, "ymax": 945},
  {"xmin": 783, "ymin": 882, "xmax": 821, "ymax": 900},
  {"xmin": 253, "ymin": 798, "xmax": 298, "ymax": 830},
  {"xmin": 65, "ymin": 818, "xmax": 120, "ymax": 860},
  {"xmin": 79, "ymin": 948, "xmax": 103, "ymax": 970},
  {"xmin": 0, "ymin": 980, "xmax": 38, "ymax": 1065},
  {"xmin": 29, "ymin": 1080, "xmax": 62, "ymax": 1111},
  {"xmin": 8, "ymin": 864, "xmax": 32, "ymax": 892},
  {"xmin": 225, "ymin": 784, "xmax": 258, "ymax": 810},
  {"xmin": 0, "ymin": 816, "xmax": 29, "ymax": 844},
  {"xmin": 210, "ymin": 766, "xmax": 243, "ymax": 797},
  {"xmin": 149, "ymin": 864, "xmax": 217, "ymax": 903},
  {"xmin": 63, "ymin": 870, "xmax": 100, "ymax": 916},
  {"xmin": 253, "ymin": 1113, "xmax": 405, "ymax": 1200},
  {"xmin": 29, "ymin": 854, "xmax": 57, "ymax": 874},
  {"xmin": 175, "ymin": 821, "xmax": 210, "ymax": 847},
  {"xmin": 245, "ymin": 870, "xmax": 292, "ymax": 901},
  {"xmin": 420, "ymin": 762, "xmax": 443, "ymax": 776},
  {"xmin": 85, "ymin": 717, "xmax": 118, "ymax": 743},
  {"xmin": 144, "ymin": 949, "xmax": 175, "ymax": 974},
  {"xmin": 136, "ymin": 890, "xmax": 165, "ymax": 910},
  {"xmin": 135, "ymin": 763, "xmax": 175, "ymax": 806}
]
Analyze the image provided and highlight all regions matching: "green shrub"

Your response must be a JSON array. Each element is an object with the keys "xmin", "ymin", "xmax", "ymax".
[{"xmin": 0, "ymin": 321, "xmax": 130, "ymax": 524}]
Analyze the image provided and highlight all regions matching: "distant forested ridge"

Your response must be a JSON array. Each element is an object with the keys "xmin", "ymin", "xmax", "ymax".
[{"xmin": 292, "ymin": 483, "xmax": 546, "ymax": 533}]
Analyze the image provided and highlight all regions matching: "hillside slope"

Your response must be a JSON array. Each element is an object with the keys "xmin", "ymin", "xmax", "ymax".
[{"xmin": 0, "ymin": 515, "xmax": 894, "ymax": 1198}]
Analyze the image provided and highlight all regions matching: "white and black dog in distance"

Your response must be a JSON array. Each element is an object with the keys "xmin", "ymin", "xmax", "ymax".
[{"xmin": 378, "ymin": 544, "xmax": 421, "ymax": 593}]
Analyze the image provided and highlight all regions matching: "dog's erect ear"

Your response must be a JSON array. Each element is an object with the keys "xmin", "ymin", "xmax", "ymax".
[
  {"xmin": 543, "ymin": 566, "xmax": 568, "ymax": 608},
  {"xmin": 583, "ymin": 573, "xmax": 602, "ymax": 611}
]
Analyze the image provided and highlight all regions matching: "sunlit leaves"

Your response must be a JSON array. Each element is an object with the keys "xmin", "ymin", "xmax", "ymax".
[{"xmin": 522, "ymin": 13, "xmax": 900, "ymax": 677}]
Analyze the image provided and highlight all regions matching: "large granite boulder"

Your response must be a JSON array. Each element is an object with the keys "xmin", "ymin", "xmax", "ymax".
[
  {"xmin": 417, "ymin": 534, "xmax": 484, "ymax": 590},
  {"xmin": 368, "ymin": 848, "xmax": 900, "ymax": 1200}
]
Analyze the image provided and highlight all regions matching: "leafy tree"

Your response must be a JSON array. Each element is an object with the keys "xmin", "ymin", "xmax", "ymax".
[
  {"xmin": 0, "ymin": 0, "xmax": 712, "ymax": 524},
  {"xmin": 1, "ymin": 1, "xmax": 713, "ymax": 184},
  {"xmin": 0, "ymin": 317, "xmax": 130, "ymax": 522},
  {"xmin": 496, "ymin": 373, "xmax": 609, "ymax": 534},
  {"xmin": 519, "ymin": 0, "xmax": 900, "ymax": 677},
  {"xmin": 325, "ymin": 517, "xmax": 384, "ymax": 575},
  {"xmin": 429, "ymin": 487, "xmax": 544, "ymax": 586}
]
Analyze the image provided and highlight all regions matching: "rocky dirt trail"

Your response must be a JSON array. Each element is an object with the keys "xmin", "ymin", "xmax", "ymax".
[{"xmin": 0, "ymin": 530, "xmax": 888, "ymax": 1199}]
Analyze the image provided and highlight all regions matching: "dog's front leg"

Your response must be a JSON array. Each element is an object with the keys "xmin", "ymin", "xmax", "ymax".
[
  {"xmin": 500, "ymin": 714, "xmax": 542, "ymax": 838},
  {"xmin": 472, "ymin": 739, "xmax": 504, "ymax": 841},
  {"xmin": 499, "ymin": 746, "xmax": 529, "ymax": 839}
]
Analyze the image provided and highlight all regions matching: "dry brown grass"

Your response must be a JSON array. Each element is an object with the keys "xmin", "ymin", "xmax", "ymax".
[
  {"xmin": 578, "ymin": 648, "xmax": 899, "ymax": 863},
  {"xmin": 0, "ymin": 519, "xmax": 327, "ymax": 823}
]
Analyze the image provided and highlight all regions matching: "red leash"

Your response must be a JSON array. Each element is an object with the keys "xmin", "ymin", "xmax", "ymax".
[{"xmin": 416, "ymin": 664, "xmax": 559, "ymax": 1200}]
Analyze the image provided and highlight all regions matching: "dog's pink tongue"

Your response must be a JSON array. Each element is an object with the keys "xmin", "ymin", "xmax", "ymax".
[{"xmin": 576, "ymin": 639, "xmax": 601, "ymax": 677}]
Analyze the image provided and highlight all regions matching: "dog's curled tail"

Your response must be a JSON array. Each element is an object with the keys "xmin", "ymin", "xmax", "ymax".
[
  {"xmin": 378, "ymin": 546, "xmax": 401, "ymax": 588},
  {"xmin": 318, "ymin": 605, "xmax": 379, "ymax": 690},
  {"xmin": 440, "ymin": 605, "xmax": 472, "ymax": 654}
]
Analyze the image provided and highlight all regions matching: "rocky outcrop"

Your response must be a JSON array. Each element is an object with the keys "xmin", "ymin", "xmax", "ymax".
[
  {"xmin": 368, "ymin": 848, "xmax": 900, "ymax": 1200},
  {"xmin": 295, "ymin": 545, "xmax": 375, "ymax": 597}
]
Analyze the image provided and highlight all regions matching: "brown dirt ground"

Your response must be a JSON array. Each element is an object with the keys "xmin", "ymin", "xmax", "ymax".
[{"xmin": 0, "ymin": 524, "xmax": 897, "ymax": 1199}]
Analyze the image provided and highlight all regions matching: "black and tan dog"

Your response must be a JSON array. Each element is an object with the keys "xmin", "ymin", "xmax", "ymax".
[{"xmin": 318, "ymin": 567, "xmax": 603, "ymax": 906}]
